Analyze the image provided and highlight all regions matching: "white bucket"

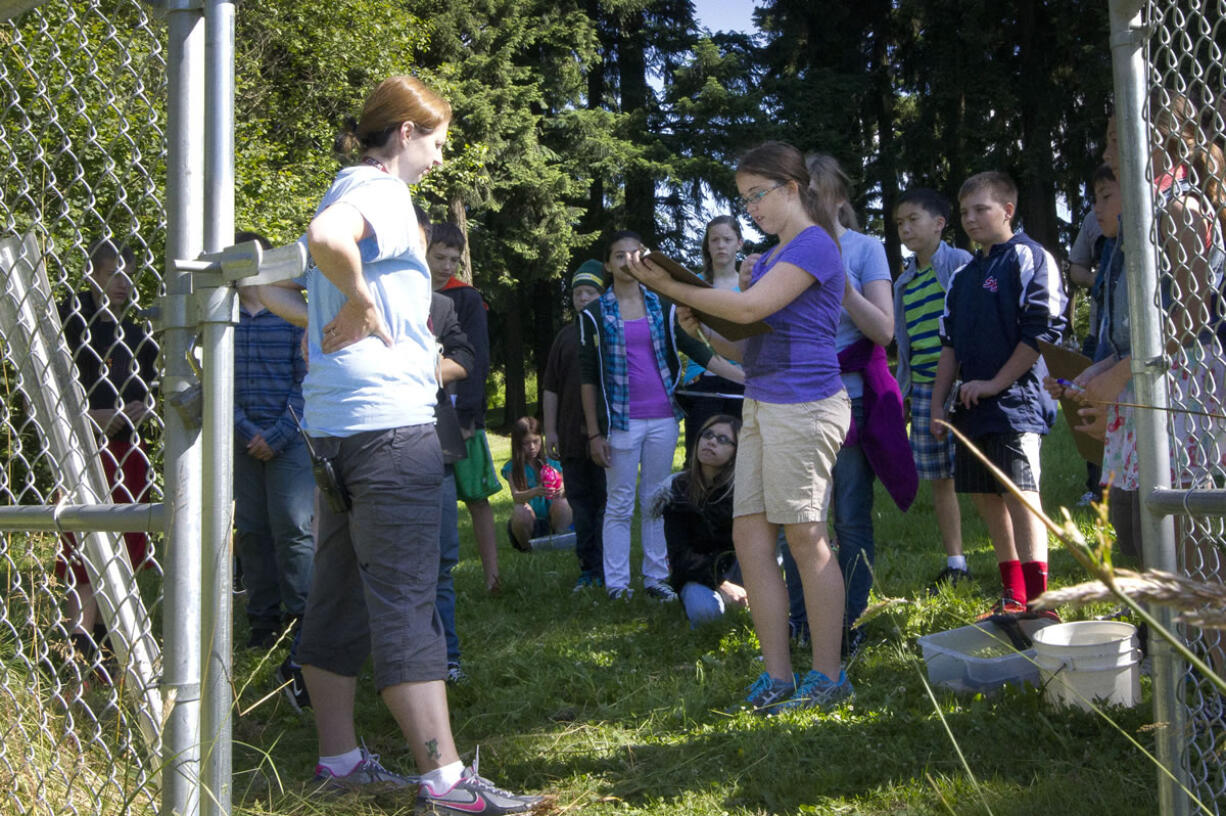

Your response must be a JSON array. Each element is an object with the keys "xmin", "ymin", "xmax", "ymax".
[{"xmin": 1032, "ymin": 621, "xmax": 1141, "ymax": 711}]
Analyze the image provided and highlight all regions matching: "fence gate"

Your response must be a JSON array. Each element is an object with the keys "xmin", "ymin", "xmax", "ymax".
[
  {"xmin": 0, "ymin": 1, "xmax": 234, "ymax": 815},
  {"xmin": 1109, "ymin": 2, "xmax": 1226, "ymax": 815}
]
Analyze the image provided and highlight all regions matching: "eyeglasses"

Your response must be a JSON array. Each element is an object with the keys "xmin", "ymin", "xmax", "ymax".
[
  {"xmin": 738, "ymin": 182, "xmax": 786, "ymax": 209},
  {"xmin": 700, "ymin": 429, "xmax": 736, "ymax": 447}
]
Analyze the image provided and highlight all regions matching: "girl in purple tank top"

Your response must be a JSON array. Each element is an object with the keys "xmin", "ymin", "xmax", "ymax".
[{"xmin": 578, "ymin": 232, "xmax": 742, "ymax": 601}]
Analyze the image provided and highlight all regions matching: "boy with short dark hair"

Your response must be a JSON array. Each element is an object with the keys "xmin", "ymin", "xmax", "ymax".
[
  {"xmin": 931, "ymin": 171, "xmax": 1067, "ymax": 617},
  {"xmin": 892, "ymin": 188, "xmax": 973, "ymax": 590},
  {"xmin": 428, "ymin": 222, "xmax": 503, "ymax": 594}
]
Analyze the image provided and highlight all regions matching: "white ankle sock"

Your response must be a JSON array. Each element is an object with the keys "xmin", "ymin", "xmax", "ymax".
[
  {"xmin": 318, "ymin": 747, "xmax": 363, "ymax": 776},
  {"xmin": 420, "ymin": 760, "xmax": 464, "ymax": 794},
  {"xmin": 947, "ymin": 555, "xmax": 968, "ymax": 571}
]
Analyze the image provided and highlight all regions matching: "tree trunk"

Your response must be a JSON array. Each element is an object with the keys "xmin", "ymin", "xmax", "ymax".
[
  {"xmin": 501, "ymin": 286, "xmax": 527, "ymax": 428},
  {"xmin": 449, "ymin": 194, "xmax": 473, "ymax": 283},
  {"xmin": 869, "ymin": 0, "xmax": 901, "ymax": 277},
  {"xmin": 532, "ymin": 277, "xmax": 556, "ymax": 413},
  {"xmin": 619, "ymin": 9, "xmax": 655, "ymax": 246},
  {"xmin": 1016, "ymin": 0, "xmax": 1059, "ymax": 251},
  {"xmin": 584, "ymin": 0, "xmax": 607, "ymax": 239}
]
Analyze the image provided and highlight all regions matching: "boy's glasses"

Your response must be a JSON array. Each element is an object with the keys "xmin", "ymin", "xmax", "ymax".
[
  {"xmin": 738, "ymin": 182, "xmax": 786, "ymax": 209},
  {"xmin": 700, "ymin": 429, "xmax": 736, "ymax": 447}
]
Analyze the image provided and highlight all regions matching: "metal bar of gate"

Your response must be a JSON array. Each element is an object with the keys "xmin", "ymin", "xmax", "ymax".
[
  {"xmin": 1108, "ymin": 2, "xmax": 1189, "ymax": 815},
  {"xmin": 200, "ymin": 1, "xmax": 236, "ymax": 813},
  {"xmin": 163, "ymin": 0, "xmax": 207, "ymax": 813},
  {"xmin": 0, "ymin": 503, "xmax": 165, "ymax": 532}
]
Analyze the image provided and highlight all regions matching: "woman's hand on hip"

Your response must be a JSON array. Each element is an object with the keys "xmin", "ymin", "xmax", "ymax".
[{"xmin": 322, "ymin": 296, "xmax": 393, "ymax": 353}]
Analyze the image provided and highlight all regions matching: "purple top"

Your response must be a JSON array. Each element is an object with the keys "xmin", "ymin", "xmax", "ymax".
[
  {"xmin": 744, "ymin": 226, "xmax": 845, "ymax": 404},
  {"xmin": 625, "ymin": 318, "xmax": 674, "ymax": 419}
]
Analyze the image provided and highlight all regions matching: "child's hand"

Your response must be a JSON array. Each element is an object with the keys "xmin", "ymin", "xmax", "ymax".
[
  {"xmin": 738, "ymin": 253, "xmax": 761, "ymax": 289},
  {"xmin": 624, "ymin": 250, "xmax": 671, "ymax": 292},
  {"xmin": 718, "ymin": 581, "xmax": 749, "ymax": 608},
  {"xmin": 1042, "ymin": 374, "xmax": 1066, "ymax": 399},
  {"xmin": 958, "ymin": 379, "xmax": 1001, "ymax": 409},
  {"xmin": 930, "ymin": 403, "xmax": 948, "ymax": 441},
  {"xmin": 588, "ymin": 434, "xmax": 611, "ymax": 468},
  {"xmin": 676, "ymin": 306, "xmax": 703, "ymax": 339},
  {"xmin": 1078, "ymin": 369, "xmax": 1121, "ymax": 406},
  {"xmin": 1074, "ymin": 403, "xmax": 1108, "ymax": 440}
]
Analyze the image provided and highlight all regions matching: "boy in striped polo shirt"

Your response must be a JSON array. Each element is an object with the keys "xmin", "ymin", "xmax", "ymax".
[{"xmin": 892, "ymin": 189, "xmax": 972, "ymax": 590}]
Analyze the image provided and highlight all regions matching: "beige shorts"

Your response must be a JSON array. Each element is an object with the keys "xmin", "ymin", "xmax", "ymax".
[{"xmin": 733, "ymin": 392, "xmax": 851, "ymax": 525}]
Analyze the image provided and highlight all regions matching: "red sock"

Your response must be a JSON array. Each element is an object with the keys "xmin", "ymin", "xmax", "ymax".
[
  {"xmin": 1022, "ymin": 561, "xmax": 1048, "ymax": 603},
  {"xmin": 997, "ymin": 560, "xmax": 1026, "ymax": 605}
]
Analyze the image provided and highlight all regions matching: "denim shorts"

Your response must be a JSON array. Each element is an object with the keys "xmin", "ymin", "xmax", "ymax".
[{"xmin": 296, "ymin": 424, "xmax": 446, "ymax": 689}]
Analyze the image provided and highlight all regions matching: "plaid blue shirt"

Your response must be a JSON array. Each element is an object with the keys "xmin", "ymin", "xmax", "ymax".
[
  {"xmin": 234, "ymin": 306, "xmax": 306, "ymax": 453},
  {"xmin": 597, "ymin": 287, "xmax": 680, "ymax": 431}
]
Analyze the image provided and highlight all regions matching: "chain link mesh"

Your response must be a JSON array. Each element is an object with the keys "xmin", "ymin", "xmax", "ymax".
[
  {"xmin": 0, "ymin": 2, "xmax": 167, "ymax": 814},
  {"xmin": 1145, "ymin": 1, "xmax": 1226, "ymax": 811}
]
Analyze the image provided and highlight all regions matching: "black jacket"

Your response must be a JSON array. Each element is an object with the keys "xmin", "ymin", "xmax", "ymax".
[{"xmin": 663, "ymin": 472, "xmax": 736, "ymax": 592}]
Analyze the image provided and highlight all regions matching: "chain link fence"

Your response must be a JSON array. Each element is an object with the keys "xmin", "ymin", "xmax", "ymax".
[
  {"xmin": 1112, "ymin": 1, "xmax": 1226, "ymax": 814},
  {"xmin": 0, "ymin": 1, "xmax": 168, "ymax": 813},
  {"xmin": 1147, "ymin": 2, "xmax": 1226, "ymax": 811}
]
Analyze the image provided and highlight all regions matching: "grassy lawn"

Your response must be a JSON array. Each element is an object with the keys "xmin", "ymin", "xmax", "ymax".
[{"xmin": 228, "ymin": 413, "xmax": 1158, "ymax": 815}]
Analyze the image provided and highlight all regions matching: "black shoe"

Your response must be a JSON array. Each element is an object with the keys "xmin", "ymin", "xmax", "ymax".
[
  {"xmin": 247, "ymin": 627, "xmax": 278, "ymax": 650},
  {"xmin": 927, "ymin": 565, "xmax": 972, "ymax": 595},
  {"xmin": 788, "ymin": 619, "xmax": 810, "ymax": 648},
  {"xmin": 275, "ymin": 659, "xmax": 311, "ymax": 713},
  {"xmin": 841, "ymin": 626, "xmax": 866, "ymax": 659}
]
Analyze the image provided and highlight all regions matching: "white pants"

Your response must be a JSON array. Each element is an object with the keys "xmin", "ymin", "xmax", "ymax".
[{"xmin": 603, "ymin": 416, "xmax": 678, "ymax": 591}]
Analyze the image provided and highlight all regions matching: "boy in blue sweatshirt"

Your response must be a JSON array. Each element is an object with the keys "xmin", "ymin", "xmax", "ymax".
[{"xmin": 930, "ymin": 172, "xmax": 1066, "ymax": 617}]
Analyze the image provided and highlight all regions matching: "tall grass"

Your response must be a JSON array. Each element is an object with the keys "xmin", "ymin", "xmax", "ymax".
[
  {"xmin": 0, "ymin": 412, "xmax": 1159, "ymax": 814},
  {"xmin": 225, "ymin": 414, "xmax": 1158, "ymax": 815}
]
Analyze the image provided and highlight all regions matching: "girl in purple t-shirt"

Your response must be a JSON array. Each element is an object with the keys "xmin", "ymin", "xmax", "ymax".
[{"xmin": 626, "ymin": 140, "xmax": 853, "ymax": 714}]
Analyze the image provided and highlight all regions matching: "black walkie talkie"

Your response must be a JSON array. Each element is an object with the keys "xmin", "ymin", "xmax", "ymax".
[{"xmin": 288, "ymin": 406, "xmax": 351, "ymax": 513}]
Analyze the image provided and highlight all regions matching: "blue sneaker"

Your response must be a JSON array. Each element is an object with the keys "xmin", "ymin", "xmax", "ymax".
[
  {"xmin": 572, "ymin": 571, "xmax": 604, "ymax": 592},
  {"xmin": 728, "ymin": 671, "xmax": 797, "ymax": 715},
  {"xmin": 777, "ymin": 669, "xmax": 854, "ymax": 713}
]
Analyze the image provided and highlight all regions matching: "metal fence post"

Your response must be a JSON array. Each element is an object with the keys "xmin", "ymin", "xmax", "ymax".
[
  {"xmin": 1109, "ymin": 2, "xmax": 1192, "ymax": 814},
  {"xmin": 200, "ymin": 1, "xmax": 236, "ymax": 813},
  {"xmin": 163, "ymin": 0, "xmax": 206, "ymax": 813}
]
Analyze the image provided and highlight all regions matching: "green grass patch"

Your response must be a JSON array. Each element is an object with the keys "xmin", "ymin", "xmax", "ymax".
[{"xmin": 224, "ymin": 412, "xmax": 1159, "ymax": 815}]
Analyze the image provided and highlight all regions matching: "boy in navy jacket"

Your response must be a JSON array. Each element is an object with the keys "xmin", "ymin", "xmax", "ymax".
[{"xmin": 931, "ymin": 172, "xmax": 1066, "ymax": 617}]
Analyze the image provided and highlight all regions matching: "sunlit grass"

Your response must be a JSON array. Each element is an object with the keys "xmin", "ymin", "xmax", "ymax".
[{"xmin": 223, "ymin": 413, "xmax": 1158, "ymax": 815}]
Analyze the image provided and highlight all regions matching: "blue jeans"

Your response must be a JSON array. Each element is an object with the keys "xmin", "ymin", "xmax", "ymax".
[
  {"xmin": 436, "ymin": 468, "xmax": 461, "ymax": 664},
  {"xmin": 780, "ymin": 531, "xmax": 806, "ymax": 634},
  {"xmin": 832, "ymin": 398, "xmax": 874, "ymax": 630},
  {"xmin": 233, "ymin": 436, "xmax": 315, "ymax": 641},
  {"xmin": 680, "ymin": 582, "xmax": 725, "ymax": 627}
]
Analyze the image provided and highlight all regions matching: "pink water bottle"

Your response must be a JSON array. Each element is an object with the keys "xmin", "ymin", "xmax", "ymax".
[{"xmin": 540, "ymin": 464, "xmax": 562, "ymax": 497}]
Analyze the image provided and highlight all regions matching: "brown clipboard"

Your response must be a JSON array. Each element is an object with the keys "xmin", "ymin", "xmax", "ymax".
[
  {"xmin": 629, "ymin": 251, "xmax": 772, "ymax": 341},
  {"xmin": 1038, "ymin": 340, "xmax": 1103, "ymax": 465}
]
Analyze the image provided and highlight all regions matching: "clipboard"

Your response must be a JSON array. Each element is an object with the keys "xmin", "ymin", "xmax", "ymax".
[
  {"xmin": 1038, "ymin": 340, "xmax": 1104, "ymax": 465},
  {"xmin": 629, "ymin": 251, "xmax": 772, "ymax": 341}
]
